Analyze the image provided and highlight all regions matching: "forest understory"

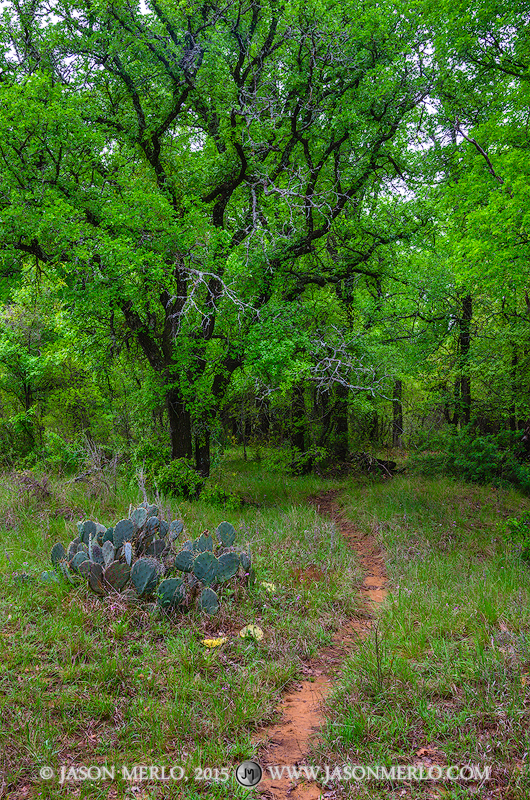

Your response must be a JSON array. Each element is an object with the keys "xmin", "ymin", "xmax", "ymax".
[{"xmin": 2, "ymin": 449, "xmax": 530, "ymax": 800}]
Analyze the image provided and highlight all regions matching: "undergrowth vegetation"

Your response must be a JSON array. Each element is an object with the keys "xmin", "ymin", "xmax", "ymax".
[
  {"xmin": 3, "ymin": 451, "xmax": 530, "ymax": 799},
  {"xmin": 409, "ymin": 428, "xmax": 530, "ymax": 493},
  {"xmin": 318, "ymin": 476, "xmax": 530, "ymax": 799},
  {"xmin": 0, "ymin": 451, "xmax": 360, "ymax": 799}
]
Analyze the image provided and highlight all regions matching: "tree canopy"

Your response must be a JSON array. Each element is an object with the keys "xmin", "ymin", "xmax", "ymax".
[{"xmin": 0, "ymin": 0, "xmax": 528, "ymax": 480}]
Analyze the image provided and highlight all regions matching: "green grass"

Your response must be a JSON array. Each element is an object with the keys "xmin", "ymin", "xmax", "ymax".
[
  {"xmin": 316, "ymin": 476, "xmax": 530, "ymax": 799},
  {"xmin": 5, "ymin": 455, "xmax": 530, "ymax": 799},
  {"xmin": 0, "ymin": 453, "xmax": 360, "ymax": 799}
]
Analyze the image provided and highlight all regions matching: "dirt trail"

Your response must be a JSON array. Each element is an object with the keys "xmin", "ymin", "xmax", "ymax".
[{"xmin": 255, "ymin": 490, "xmax": 388, "ymax": 800}]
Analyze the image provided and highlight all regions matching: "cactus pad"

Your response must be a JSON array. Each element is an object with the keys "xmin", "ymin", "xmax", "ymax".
[
  {"xmin": 89, "ymin": 563, "xmax": 105, "ymax": 595},
  {"xmin": 193, "ymin": 552, "xmax": 218, "ymax": 586},
  {"xmin": 198, "ymin": 587, "xmax": 219, "ymax": 614},
  {"xmin": 194, "ymin": 533, "xmax": 213, "ymax": 553},
  {"xmin": 78, "ymin": 560, "xmax": 92, "ymax": 577},
  {"xmin": 146, "ymin": 516, "xmax": 160, "ymax": 534},
  {"xmin": 104, "ymin": 561, "xmax": 130, "ymax": 592},
  {"xmin": 157, "ymin": 578, "xmax": 185, "ymax": 609},
  {"xmin": 217, "ymin": 521, "xmax": 236, "ymax": 547},
  {"xmin": 102, "ymin": 541, "xmax": 115, "ymax": 567},
  {"xmin": 174, "ymin": 549, "xmax": 194, "ymax": 573},
  {"xmin": 51, "ymin": 543, "xmax": 66, "ymax": 566},
  {"xmin": 70, "ymin": 551, "xmax": 90, "ymax": 573},
  {"xmin": 146, "ymin": 539, "xmax": 166, "ymax": 558},
  {"xmin": 113, "ymin": 519, "xmax": 134, "ymax": 548},
  {"xmin": 217, "ymin": 552, "xmax": 239, "ymax": 582},
  {"xmin": 169, "ymin": 520, "xmax": 184, "ymax": 540},
  {"xmin": 124, "ymin": 541, "xmax": 133, "ymax": 566},
  {"xmin": 131, "ymin": 558, "xmax": 158, "ymax": 597},
  {"xmin": 66, "ymin": 541, "xmax": 79, "ymax": 561},
  {"xmin": 240, "ymin": 551, "xmax": 252, "ymax": 571},
  {"xmin": 132, "ymin": 507, "xmax": 147, "ymax": 530},
  {"xmin": 81, "ymin": 520, "xmax": 96, "ymax": 544}
]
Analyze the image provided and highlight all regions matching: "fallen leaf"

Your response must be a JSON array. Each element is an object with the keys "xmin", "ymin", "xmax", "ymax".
[
  {"xmin": 260, "ymin": 581, "xmax": 276, "ymax": 592},
  {"xmin": 203, "ymin": 637, "xmax": 227, "ymax": 648}
]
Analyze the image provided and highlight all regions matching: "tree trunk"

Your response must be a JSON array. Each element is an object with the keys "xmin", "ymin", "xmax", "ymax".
[
  {"xmin": 510, "ymin": 348, "xmax": 518, "ymax": 432},
  {"xmin": 291, "ymin": 383, "xmax": 312, "ymax": 473},
  {"xmin": 195, "ymin": 430, "xmax": 211, "ymax": 476},
  {"xmin": 166, "ymin": 387, "xmax": 192, "ymax": 460},
  {"xmin": 459, "ymin": 294, "xmax": 472, "ymax": 426},
  {"xmin": 392, "ymin": 379, "xmax": 403, "ymax": 448},
  {"xmin": 333, "ymin": 383, "xmax": 349, "ymax": 461}
]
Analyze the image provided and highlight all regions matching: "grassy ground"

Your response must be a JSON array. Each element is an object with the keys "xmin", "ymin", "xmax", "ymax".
[
  {"xmin": 0, "ymin": 450, "xmax": 361, "ymax": 799},
  {"xmin": 317, "ymin": 475, "xmax": 530, "ymax": 799},
  {"xmin": 3, "ymin": 450, "xmax": 530, "ymax": 799}
]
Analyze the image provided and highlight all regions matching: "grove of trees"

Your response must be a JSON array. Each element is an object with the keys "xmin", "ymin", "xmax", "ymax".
[{"xmin": 0, "ymin": 0, "xmax": 529, "ymax": 485}]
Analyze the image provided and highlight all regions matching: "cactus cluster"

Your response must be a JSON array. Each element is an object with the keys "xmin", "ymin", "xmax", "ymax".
[{"xmin": 46, "ymin": 507, "xmax": 254, "ymax": 615}]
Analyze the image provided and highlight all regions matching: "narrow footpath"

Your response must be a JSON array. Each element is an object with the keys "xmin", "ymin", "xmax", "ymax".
[{"xmin": 255, "ymin": 489, "xmax": 388, "ymax": 800}]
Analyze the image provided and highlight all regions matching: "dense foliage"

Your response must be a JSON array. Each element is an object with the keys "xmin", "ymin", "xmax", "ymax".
[{"xmin": 0, "ymin": 0, "xmax": 528, "ymax": 488}]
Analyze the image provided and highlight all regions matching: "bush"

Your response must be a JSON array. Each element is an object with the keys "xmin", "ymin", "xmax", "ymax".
[
  {"xmin": 411, "ymin": 428, "xmax": 530, "ymax": 492},
  {"xmin": 444, "ymin": 429, "xmax": 530, "ymax": 491},
  {"xmin": 505, "ymin": 515, "xmax": 530, "ymax": 563},
  {"xmin": 200, "ymin": 481, "xmax": 243, "ymax": 510},
  {"xmin": 42, "ymin": 430, "xmax": 87, "ymax": 473},
  {"xmin": 155, "ymin": 458, "xmax": 204, "ymax": 499},
  {"xmin": 131, "ymin": 439, "xmax": 171, "ymax": 479}
]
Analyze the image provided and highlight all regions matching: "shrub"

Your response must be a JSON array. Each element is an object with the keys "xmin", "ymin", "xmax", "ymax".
[
  {"xmin": 444, "ymin": 429, "xmax": 530, "ymax": 492},
  {"xmin": 505, "ymin": 515, "xmax": 530, "ymax": 563},
  {"xmin": 410, "ymin": 428, "xmax": 530, "ymax": 493},
  {"xmin": 200, "ymin": 481, "xmax": 243, "ymax": 510},
  {"xmin": 155, "ymin": 458, "xmax": 204, "ymax": 499}
]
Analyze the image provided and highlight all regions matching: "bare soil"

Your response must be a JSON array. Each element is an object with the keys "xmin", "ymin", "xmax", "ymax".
[{"xmin": 255, "ymin": 490, "xmax": 388, "ymax": 799}]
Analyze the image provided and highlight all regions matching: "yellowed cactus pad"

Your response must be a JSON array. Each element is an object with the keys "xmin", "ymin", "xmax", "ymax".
[
  {"xmin": 239, "ymin": 624, "xmax": 264, "ymax": 641},
  {"xmin": 202, "ymin": 637, "xmax": 228, "ymax": 648},
  {"xmin": 260, "ymin": 581, "xmax": 276, "ymax": 592}
]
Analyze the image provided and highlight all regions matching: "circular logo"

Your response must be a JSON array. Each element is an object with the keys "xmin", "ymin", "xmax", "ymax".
[{"xmin": 235, "ymin": 760, "xmax": 263, "ymax": 787}]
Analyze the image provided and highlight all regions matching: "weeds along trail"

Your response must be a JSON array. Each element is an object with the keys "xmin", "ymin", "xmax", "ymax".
[{"xmin": 255, "ymin": 489, "xmax": 388, "ymax": 800}]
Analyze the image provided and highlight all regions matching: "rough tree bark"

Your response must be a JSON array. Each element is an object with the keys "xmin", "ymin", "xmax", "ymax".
[{"xmin": 392, "ymin": 379, "xmax": 403, "ymax": 448}]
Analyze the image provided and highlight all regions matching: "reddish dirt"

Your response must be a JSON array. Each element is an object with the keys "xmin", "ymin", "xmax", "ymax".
[{"xmin": 255, "ymin": 490, "xmax": 388, "ymax": 800}]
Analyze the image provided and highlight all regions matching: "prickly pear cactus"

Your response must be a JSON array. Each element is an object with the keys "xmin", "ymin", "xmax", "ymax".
[
  {"xmin": 193, "ymin": 552, "xmax": 218, "ymax": 586},
  {"xmin": 199, "ymin": 587, "xmax": 219, "ymax": 614},
  {"xmin": 174, "ymin": 549, "xmax": 194, "ymax": 573},
  {"xmin": 217, "ymin": 552, "xmax": 239, "ymax": 582},
  {"xmin": 45, "ymin": 512, "xmax": 252, "ymax": 617},
  {"xmin": 157, "ymin": 578, "xmax": 185, "ymax": 609},
  {"xmin": 217, "ymin": 521, "xmax": 236, "ymax": 547},
  {"xmin": 131, "ymin": 558, "xmax": 158, "ymax": 597}
]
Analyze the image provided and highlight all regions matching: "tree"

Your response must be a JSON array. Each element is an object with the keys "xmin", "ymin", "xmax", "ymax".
[{"xmin": 0, "ymin": 0, "xmax": 433, "ymax": 471}]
